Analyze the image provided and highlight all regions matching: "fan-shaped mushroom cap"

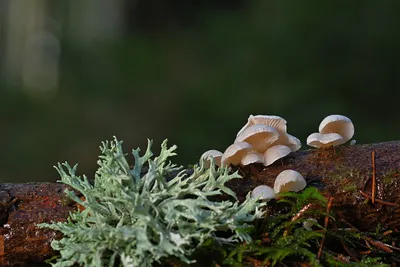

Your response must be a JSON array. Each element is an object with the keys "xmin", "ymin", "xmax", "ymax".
[
  {"xmin": 241, "ymin": 151, "xmax": 264, "ymax": 166},
  {"xmin": 273, "ymin": 170, "xmax": 307, "ymax": 194},
  {"xmin": 273, "ymin": 133, "xmax": 302, "ymax": 152},
  {"xmin": 221, "ymin": 142, "xmax": 252, "ymax": 166},
  {"xmin": 234, "ymin": 125, "xmax": 279, "ymax": 152},
  {"xmin": 237, "ymin": 115, "xmax": 301, "ymax": 152},
  {"xmin": 318, "ymin": 115, "xmax": 354, "ymax": 142},
  {"xmin": 200, "ymin": 149, "xmax": 223, "ymax": 167},
  {"xmin": 264, "ymin": 145, "xmax": 292, "ymax": 166},
  {"xmin": 251, "ymin": 185, "xmax": 275, "ymax": 201},
  {"xmin": 237, "ymin": 115, "xmax": 287, "ymax": 136},
  {"xmin": 306, "ymin": 132, "xmax": 344, "ymax": 148}
]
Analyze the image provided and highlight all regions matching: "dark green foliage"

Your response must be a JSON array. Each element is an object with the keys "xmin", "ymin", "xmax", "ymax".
[
  {"xmin": 214, "ymin": 187, "xmax": 392, "ymax": 267},
  {"xmin": 221, "ymin": 188, "xmax": 326, "ymax": 266}
]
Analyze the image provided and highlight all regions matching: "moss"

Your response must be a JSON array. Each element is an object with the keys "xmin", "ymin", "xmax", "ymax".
[
  {"xmin": 381, "ymin": 170, "xmax": 399, "ymax": 185},
  {"xmin": 342, "ymin": 184, "xmax": 357, "ymax": 192}
]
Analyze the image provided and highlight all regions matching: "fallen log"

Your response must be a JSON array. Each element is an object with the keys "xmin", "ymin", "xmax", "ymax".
[
  {"xmin": 229, "ymin": 140, "xmax": 400, "ymax": 231},
  {"xmin": 1, "ymin": 140, "xmax": 399, "ymax": 266}
]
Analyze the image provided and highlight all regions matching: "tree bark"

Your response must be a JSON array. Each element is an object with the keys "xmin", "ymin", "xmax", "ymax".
[
  {"xmin": 0, "ymin": 183, "xmax": 77, "ymax": 266},
  {"xmin": 1, "ymin": 141, "xmax": 399, "ymax": 266}
]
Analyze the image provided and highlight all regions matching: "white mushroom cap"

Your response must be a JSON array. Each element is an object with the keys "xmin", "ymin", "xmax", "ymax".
[
  {"xmin": 240, "ymin": 151, "xmax": 264, "ymax": 166},
  {"xmin": 264, "ymin": 145, "xmax": 292, "ymax": 166},
  {"xmin": 318, "ymin": 115, "xmax": 354, "ymax": 142},
  {"xmin": 306, "ymin": 133, "xmax": 344, "ymax": 148},
  {"xmin": 221, "ymin": 142, "xmax": 252, "ymax": 166},
  {"xmin": 273, "ymin": 170, "xmax": 307, "ymax": 194},
  {"xmin": 234, "ymin": 124, "xmax": 279, "ymax": 152},
  {"xmin": 237, "ymin": 115, "xmax": 301, "ymax": 152},
  {"xmin": 273, "ymin": 133, "xmax": 302, "ymax": 152},
  {"xmin": 200, "ymin": 149, "xmax": 223, "ymax": 167},
  {"xmin": 251, "ymin": 185, "xmax": 276, "ymax": 201},
  {"xmin": 237, "ymin": 115, "xmax": 287, "ymax": 136}
]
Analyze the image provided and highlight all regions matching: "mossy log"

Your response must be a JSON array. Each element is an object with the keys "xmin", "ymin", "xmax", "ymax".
[{"xmin": 1, "ymin": 141, "xmax": 399, "ymax": 266}]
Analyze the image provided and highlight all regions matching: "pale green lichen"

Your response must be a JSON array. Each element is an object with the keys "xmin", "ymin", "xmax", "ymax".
[{"xmin": 39, "ymin": 137, "xmax": 265, "ymax": 267}]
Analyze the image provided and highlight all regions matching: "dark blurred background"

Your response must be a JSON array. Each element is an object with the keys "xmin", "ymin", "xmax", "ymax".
[{"xmin": 0, "ymin": 0, "xmax": 399, "ymax": 182}]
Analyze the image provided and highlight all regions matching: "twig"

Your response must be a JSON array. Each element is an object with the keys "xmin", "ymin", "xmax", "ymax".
[
  {"xmin": 359, "ymin": 190, "xmax": 400, "ymax": 207},
  {"xmin": 364, "ymin": 236, "xmax": 394, "ymax": 253},
  {"xmin": 331, "ymin": 221, "xmax": 360, "ymax": 261},
  {"xmin": 372, "ymin": 151, "xmax": 376, "ymax": 204},
  {"xmin": 283, "ymin": 203, "xmax": 313, "ymax": 237},
  {"xmin": 317, "ymin": 196, "xmax": 333, "ymax": 259},
  {"xmin": 245, "ymin": 256, "xmax": 268, "ymax": 267},
  {"xmin": 384, "ymin": 230, "xmax": 393, "ymax": 236}
]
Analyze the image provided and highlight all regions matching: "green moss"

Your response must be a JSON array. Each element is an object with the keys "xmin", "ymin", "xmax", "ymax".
[
  {"xmin": 217, "ymin": 186, "xmax": 395, "ymax": 267},
  {"xmin": 381, "ymin": 170, "xmax": 399, "ymax": 185},
  {"xmin": 342, "ymin": 184, "xmax": 357, "ymax": 192}
]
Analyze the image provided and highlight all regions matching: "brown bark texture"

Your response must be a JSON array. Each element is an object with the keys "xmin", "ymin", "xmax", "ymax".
[
  {"xmin": 0, "ymin": 140, "xmax": 399, "ymax": 266},
  {"xmin": 0, "ymin": 183, "xmax": 77, "ymax": 266}
]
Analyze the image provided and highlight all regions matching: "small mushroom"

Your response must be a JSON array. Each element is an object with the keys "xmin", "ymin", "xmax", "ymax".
[
  {"xmin": 273, "ymin": 170, "xmax": 307, "ymax": 194},
  {"xmin": 307, "ymin": 115, "xmax": 355, "ymax": 148},
  {"xmin": 241, "ymin": 151, "xmax": 264, "ymax": 166},
  {"xmin": 319, "ymin": 115, "xmax": 354, "ymax": 140},
  {"xmin": 264, "ymin": 145, "xmax": 292, "ymax": 166},
  {"xmin": 221, "ymin": 142, "xmax": 253, "ymax": 166},
  {"xmin": 234, "ymin": 124, "xmax": 279, "ymax": 152},
  {"xmin": 251, "ymin": 185, "xmax": 276, "ymax": 201},
  {"xmin": 200, "ymin": 149, "xmax": 223, "ymax": 168},
  {"xmin": 306, "ymin": 133, "xmax": 344, "ymax": 148}
]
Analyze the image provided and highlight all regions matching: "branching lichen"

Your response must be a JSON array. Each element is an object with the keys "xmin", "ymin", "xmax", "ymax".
[{"xmin": 39, "ymin": 137, "xmax": 265, "ymax": 267}]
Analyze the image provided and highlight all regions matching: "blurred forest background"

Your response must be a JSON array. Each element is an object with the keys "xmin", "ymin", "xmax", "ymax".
[{"xmin": 0, "ymin": 0, "xmax": 399, "ymax": 182}]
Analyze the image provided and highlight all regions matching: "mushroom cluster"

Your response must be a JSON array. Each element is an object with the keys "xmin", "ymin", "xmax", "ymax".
[
  {"xmin": 306, "ymin": 115, "xmax": 354, "ymax": 148},
  {"xmin": 200, "ymin": 115, "xmax": 301, "ymax": 168}
]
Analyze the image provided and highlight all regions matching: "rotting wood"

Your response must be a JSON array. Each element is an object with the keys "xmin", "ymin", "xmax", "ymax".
[
  {"xmin": 0, "ymin": 183, "xmax": 77, "ymax": 266},
  {"xmin": 228, "ymin": 140, "xmax": 400, "ymax": 231},
  {"xmin": 0, "ymin": 140, "xmax": 399, "ymax": 266}
]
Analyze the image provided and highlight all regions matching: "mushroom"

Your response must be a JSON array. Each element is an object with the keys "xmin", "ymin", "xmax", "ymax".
[
  {"xmin": 221, "ymin": 142, "xmax": 253, "ymax": 166},
  {"xmin": 234, "ymin": 124, "xmax": 279, "ymax": 153},
  {"xmin": 237, "ymin": 115, "xmax": 301, "ymax": 152},
  {"xmin": 251, "ymin": 185, "xmax": 276, "ymax": 201},
  {"xmin": 306, "ymin": 133, "xmax": 344, "ymax": 148},
  {"xmin": 307, "ymin": 115, "xmax": 355, "ymax": 148},
  {"xmin": 319, "ymin": 115, "xmax": 354, "ymax": 139},
  {"xmin": 200, "ymin": 149, "xmax": 223, "ymax": 168},
  {"xmin": 237, "ymin": 115, "xmax": 287, "ymax": 136},
  {"xmin": 275, "ymin": 134, "xmax": 302, "ymax": 152},
  {"xmin": 240, "ymin": 151, "xmax": 264, "ymax": 166},
  {"xmin": 264, "ymin": 145, "xmax": 292, "ymax": 166},
  {"xmin": 273, "ymin": 170, "xmax": 307, "ymax": 194}
]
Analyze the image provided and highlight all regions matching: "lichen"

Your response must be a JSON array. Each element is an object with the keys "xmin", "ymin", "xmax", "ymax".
[{"xmin": 38, "ymin": 137, "xmax": 265, "ymax": 267}]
